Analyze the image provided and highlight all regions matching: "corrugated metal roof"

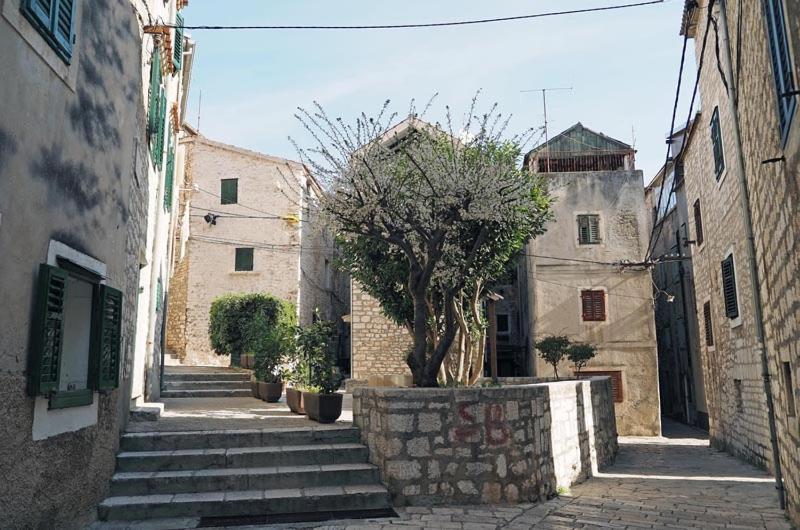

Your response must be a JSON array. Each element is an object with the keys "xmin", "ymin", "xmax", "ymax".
[{"xmin": 527, "ymin": 122, "xmax": 632, "ymax": 157}]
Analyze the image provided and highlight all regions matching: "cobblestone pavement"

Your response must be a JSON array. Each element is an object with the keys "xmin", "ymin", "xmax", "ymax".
[{"xmin": 244, "ymin": 420, "xmax": 789, "ymax": 530}]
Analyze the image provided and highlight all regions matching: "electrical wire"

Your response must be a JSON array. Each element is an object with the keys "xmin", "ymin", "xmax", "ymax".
[
  {"xmin": 647, "ymin": 0, "xmax": 716, "ymax": 259},
  {"xmin": 170, "ymin": 1, "xmax": 665, "ymax": 31}
]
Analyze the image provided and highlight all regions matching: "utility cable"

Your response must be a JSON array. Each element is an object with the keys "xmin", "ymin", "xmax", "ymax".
[{"xmin": 169, "ymin": 1, "xmax": 665, "ymax": 31}]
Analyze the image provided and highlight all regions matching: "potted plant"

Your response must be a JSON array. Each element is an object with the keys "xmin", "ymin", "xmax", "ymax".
[
  {"xmin": 285, "ymin": 359, "xmax": 308, "ymax": 414},
  {"xmin": 297, "ymin": 320, "xmax": 343, "ymax": 423}
]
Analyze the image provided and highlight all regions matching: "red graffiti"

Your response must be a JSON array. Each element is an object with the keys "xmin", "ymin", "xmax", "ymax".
[{"xmin": 450, "ymin": 403, "xmax": 510, "ymax": 446}]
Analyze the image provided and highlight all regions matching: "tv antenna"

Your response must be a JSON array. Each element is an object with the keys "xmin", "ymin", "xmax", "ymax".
[{"xmin": 521, "ymin": 86, "xmax": 572, "ymax": 171}]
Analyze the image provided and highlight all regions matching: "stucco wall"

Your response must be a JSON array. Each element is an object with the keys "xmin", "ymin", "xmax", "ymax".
[
  {"xmin": 0, "ymin": 0, "xmax": 146, "ymax": 527},
  {"xmin": 529, "ymin": 169, "xmax": 661, "ymax": 436},
  {"xmin": 353, "ymin": 377, "xmax": 618, "ymax": 506}
]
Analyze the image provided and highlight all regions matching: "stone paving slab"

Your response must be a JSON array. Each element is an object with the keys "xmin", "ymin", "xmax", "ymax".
[{"xmin": 126, "ymin": 396, "xmax": 353, "ymax": 432}]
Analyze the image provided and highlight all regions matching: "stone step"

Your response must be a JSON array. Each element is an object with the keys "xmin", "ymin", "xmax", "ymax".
[
  {"xmin": 163, "ymin": 380, "xmax": 252, "ymax": 390},
  {"xmin": 98, "ymin": 484, "xmax": 390, "ymax": 521},
  {"xmin": 160, "ymin": 389, "xmax": 253, "ymax": 398},
  {"xmin": 121, "ymin": 427, "xmax": 361, "ymax": 451},
  {"xmin": 116, "ymin": 443, "xmax": 370, "ymax": 472},
  {"xmin": 110, "ymin": 463, "xmax": 380, "ymax": 496},
  {"xmin": 163, "ymin": 372, "xmax": 250, "ymax": 382}
]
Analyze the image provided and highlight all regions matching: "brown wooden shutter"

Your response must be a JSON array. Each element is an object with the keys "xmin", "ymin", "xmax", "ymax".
[
  {"xmin": 693, "ymin": 199, "xmax": 704, "ymax": 246},
  {"xmin": 581, "ymin": 290, "xmax": 606, "ymax": 321},
  {"xmin": 703, "ymin": 301, "xmax": 714, "ymax": 346},
  {"xmin": 579, "ymin": 370, "xmax": 623, "ymax": 402},
  {"xmin": 721, "ymin": 256, "xmax": 739, "ymax": 319}
]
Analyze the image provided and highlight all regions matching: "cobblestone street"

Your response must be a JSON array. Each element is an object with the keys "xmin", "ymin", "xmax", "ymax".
[{"xmin": 252, "ymin": 420, "xmax": 789, "ymax": 530}]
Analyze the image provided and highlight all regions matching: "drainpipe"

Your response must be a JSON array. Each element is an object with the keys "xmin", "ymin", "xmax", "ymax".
[{"xmin": 717, "ymin": 0, "xmax": 785, "ymax": 508}]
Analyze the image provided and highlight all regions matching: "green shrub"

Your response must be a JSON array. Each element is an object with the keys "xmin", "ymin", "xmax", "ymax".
[
  {"xmin": 295, "ymin": 320, "xmax": 341, "ymax": 394},
  {"xmin": 567, "ymin": 342, "xmax": 598, "ymax": 375},
  {"xmin": 208, "ymin": 293, "xmax": 296, "ymax": 374},
  {"xmin": 535, "ymin": 335, "xmax": 570, "ymax": 380}
]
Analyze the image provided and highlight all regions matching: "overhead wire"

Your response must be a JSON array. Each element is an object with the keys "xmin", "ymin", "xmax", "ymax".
[{"xmin": 170, "ymin": 1, "xmax": 665, "ymax": 31}]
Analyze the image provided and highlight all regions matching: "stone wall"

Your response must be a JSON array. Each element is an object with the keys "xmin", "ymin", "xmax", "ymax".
[
  {"xmin": 353, "ymin": 377, "xmax": 618, "ymax": 506},
  {"xmin": 350, "ymin": 281, "xmax": 412, "ymax": 380}
]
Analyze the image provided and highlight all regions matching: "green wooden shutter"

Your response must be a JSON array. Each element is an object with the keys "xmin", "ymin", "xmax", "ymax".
[
  {"xmin": 164, "ymin": 135, "xmax": 175, "ymax": 211},
  {"xmin": 235, "ymin": 248, "xmax": 254, "ymax": 271},
  {"xmin": 90, "ymin": 285, "xmax": 123, "ymax": 390},
  {"xmin": 28, "ymin": 264, "xmax": 68, "ymax": 396},
  {"xmin": 147, "ymin": 49, "xmax": 162, "ymax": 140},
  {"xmin": 221, "ymin": 178, "xmax": 238, "ymax": 204},
  {"xmin": 721, "ymin": 255, "xmax": 739, "ymax": 319},
  {"xmin": 588, "ymin": 216, "xmax": 599, "ymax": 243},
  {"xmin": 156, "ymin": 277, "xmax": 163, "ymax": 312},
  {"xmin": 52, "ymin": 0, "xmax": 75, "ymax": 55},
  {"xmin": 765, "ymin": 0, "xmax": 796, "ymax": 138},
  {"xmin": 153, "ymin": 88, "xmax": 167, "ymax": 169},
  {"xmin": 23, "ymin": 0, "xmax": 53, "ymax": 30},
  {"xmin": 710, "ymin": 108, "xmax": 725, "ymax": 179},
  {"xmin": 173, "ymin": 13, "xmax": 184, "ymax": 72}
]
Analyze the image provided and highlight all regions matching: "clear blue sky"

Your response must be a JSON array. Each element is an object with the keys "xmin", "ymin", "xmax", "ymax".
[{"xmin": 181, "ymin": 0, "xmax": 695, "ymax": 181}]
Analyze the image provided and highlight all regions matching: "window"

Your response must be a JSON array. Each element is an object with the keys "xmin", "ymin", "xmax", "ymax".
[
  {"xmin": 693, "ymin": 199, "xmax": 704, "ymax": 246},
  {"xmin": 578, "ymin": 370, "xmax": 623, "ymax": 403},
  {"xmin": 164, "ymin": 134, "xmax": 175, "ymax": 211},
  {"xmin": 28, "ymin": 263, "xmax": 122, "ymax": 408},
  {"xmin": 147, "ymin": 49, "xmax": 167, "ymax": 168},
  {"xmin": 173, "ymin": 13, "xmax": 185, "ymax": 73},
  {"xmin": 221, "ymin": 179, "xmax": 238, "ymax": 205},
  {"xmin": 581, "ymin": 290, "xmax": 606, "ymax": 322},
  {"xmin": 496, "ymin": 313, "xmax": 510, "ymax": 342},
  {"xmin": 764, "ymin": 0, "xmax": 796, "ymax": 140},
  {"xmin": 577, "ymin": 215, "xmax": 601, "ymax": 245},
  {"xmin": 20, "ymin": 0, "xmax": 76, "ymax": 63},
  {"xmin": 721, "ymin": 254, "xmax": 739, "ymax": 319},
  {"xmin": 235, "ymin": 248, "xmax": 254, "ymax": 271},
  {"xmin": 783, "ymin": 362, "xmax": 797, "ymax": 418},
  {"xmin": 710, "ymin": 107, "xmax": 725, "ymax": 179},
  {"xmin": 703, "ymin": 301, "xmax": 714, "ymax": 347}
]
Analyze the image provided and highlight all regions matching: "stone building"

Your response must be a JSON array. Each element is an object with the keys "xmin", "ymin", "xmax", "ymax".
[
  {"xmin": 347, "ymin": 120, "xmax": 660, "ymax": 436},
  {"xmin": 523, "ymin": 123, "xmax": 661, "ymax": 437},
  {"xmin": 675, "ymin": 0, "xmax": 800, "ymax": 523},
  {"xmin": 0, "ymin": 0, "xmax": 191, "ymax": 526},
  {"xmin": 645, "ymin": 123, "xmax": 709, "ymax": 429},
  {"xmin": 166, "ymin": 133, "xmax": 348, "ymax": 367}
]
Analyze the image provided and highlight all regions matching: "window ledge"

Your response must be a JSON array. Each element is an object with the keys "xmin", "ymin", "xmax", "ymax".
[
  {"xmin": 49, "ymin": 389, "xmax": 94, "ymax": 410},
  {"xmin": 229, "ymin": 271, "xmax": 260, "ymax": 276},
  {"xmin": 729, "ymin": 316, "xmax": 743, "ymax": 329}
]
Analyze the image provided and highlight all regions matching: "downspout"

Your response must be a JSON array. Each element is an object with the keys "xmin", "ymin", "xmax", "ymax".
[{"xmin": 717, "ymin": 0, "xmax": 785, "ymax": 508}]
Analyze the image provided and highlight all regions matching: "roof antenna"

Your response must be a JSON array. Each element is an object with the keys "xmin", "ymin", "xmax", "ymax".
[{"xmin": 520, "ymin": 87, "xmax": 573, "ymax": 171}]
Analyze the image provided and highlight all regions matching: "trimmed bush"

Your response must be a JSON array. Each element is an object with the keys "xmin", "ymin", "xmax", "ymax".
[
  {"xmin": 208, "ymin": 293, "xmax": 296, "ymax": 375},
  {"xmin": 295, "ymin": 320, "xmax": 341, "ymax": 394}
]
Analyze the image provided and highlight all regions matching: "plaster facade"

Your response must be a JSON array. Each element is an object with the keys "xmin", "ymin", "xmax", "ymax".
[
  {"xmin": 523, "ymin": 126, "xmax": 661, "ymax": 437},
  {"xmin": 0, "ymin": 0, "xmax": 169, "ymax": 526},
  {"xmin": 165, "ymin": 135, "xmax": 346, "ymax": 367}
]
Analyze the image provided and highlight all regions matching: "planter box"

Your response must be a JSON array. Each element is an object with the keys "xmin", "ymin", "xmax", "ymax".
[
  {"xmin": 251, "ymin": 380, "xmax": 259, "ymax": 399},
  {"xmin": 257, "ymin": 382, "xmax": 283, "ymax": 403},
  {"xmin": 352, "ymin": 377, "xmax": 618, "ymax": 506},
  {"xmin": 303, "ymin": 392, "xmax": 343, "ymax": 424},
  {"xmin": 286, "ymin": 387, "xmax": 305, "ymax": 414}
]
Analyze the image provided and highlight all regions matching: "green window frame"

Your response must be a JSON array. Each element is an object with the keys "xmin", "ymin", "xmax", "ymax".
[
  {"xmin": 721, "ymin": 254, "xmax": 739, "ymax": 319},
  {"xmin": 155, "ymin": 276, "xmax": 163, "ymax": 312},
  {"xmin": 173, "ymin": 13, "xmax": 184, "ymax": 73},
  {"xmin": 577, "ymin": 214, "xmax": 600, "ymax": 244},
  {"xmin": 710, "ymin": 107, "xmax": 725, "ymax": 179},
  {"xmin": 147, "ymin": 49, "xmax": 162, "ymax": 141},
  {"xmin": 764, "ymin": 0, "xmax": 796, "ymax": 141},
  {"xmin": 235, "ymin": 248, "xmax": 254, "ymax": 271},
  {"xmin": 28, "ymin": 263, "xmax": 123, "ymax": 405},
  {"xmin": 221, "ymin": 178, "xmax": 238, "ymax": 205},
  {"xmin": 164, "ymin": 134, "xmax": 175, "ymax": 211},
  {"xmin": 20, "ymin": 0, "xmax": 76, "ymax": 63}
]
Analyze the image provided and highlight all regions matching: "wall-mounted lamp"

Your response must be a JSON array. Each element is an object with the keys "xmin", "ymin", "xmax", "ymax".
[{"xmin": 203, "ymin": 213, "xmax": 218, "ymax": 225}]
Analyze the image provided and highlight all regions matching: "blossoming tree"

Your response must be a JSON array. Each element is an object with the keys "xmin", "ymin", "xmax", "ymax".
[{"xmin": 296, "ymin": 99, "xmax": 551, "ymax": 387}]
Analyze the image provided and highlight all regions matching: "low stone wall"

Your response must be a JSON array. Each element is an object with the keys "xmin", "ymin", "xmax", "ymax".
[{"xmin": 352, "ymin": 377, "xmax": 618, "ymax": 506}]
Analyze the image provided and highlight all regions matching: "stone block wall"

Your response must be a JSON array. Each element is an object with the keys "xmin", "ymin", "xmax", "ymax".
[
  {"xmin": 350, "ymin": 281, "xmax": 412, "ymax": 380},
  {"xmin": 353, "ymin": 377, "xmax": 618, "ymax": 506}
]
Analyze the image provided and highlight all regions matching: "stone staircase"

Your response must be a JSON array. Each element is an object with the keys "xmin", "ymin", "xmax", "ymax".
[
  {"xmin": 97, "ymin": 426, "xmax": 392, "ymax": 524},
  {"xmin": 161, "ymin": 367, "xmax": 251, "ymax": 398}
]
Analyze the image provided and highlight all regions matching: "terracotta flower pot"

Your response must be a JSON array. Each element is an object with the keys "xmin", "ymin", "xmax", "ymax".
[
  {"xmin": 258, "ymin": 382, "xmax": 283, "ymax": 403},
  {"xmin": 303, "ymin": 392, "xmax": 343, "ymax": 424},
  {"xmin": 286, "ymin": 387, "xmax": 305, "ymax": 414}
]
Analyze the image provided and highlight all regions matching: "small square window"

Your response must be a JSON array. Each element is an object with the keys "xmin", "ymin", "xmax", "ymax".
[
  {"xmin": 235, "ymin": 248, "xmax": 254, "ymax": 271},
  {"xmin": 581, "ymin": 290, "xmax": 606, "ymax": 322},
  {"xmin": 221, "ymin": 179, "xmax": 238, "ymax": 205},
  {"xmin": 577, "ymin": 215, "xmax": 601, "ymax": 245}
]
